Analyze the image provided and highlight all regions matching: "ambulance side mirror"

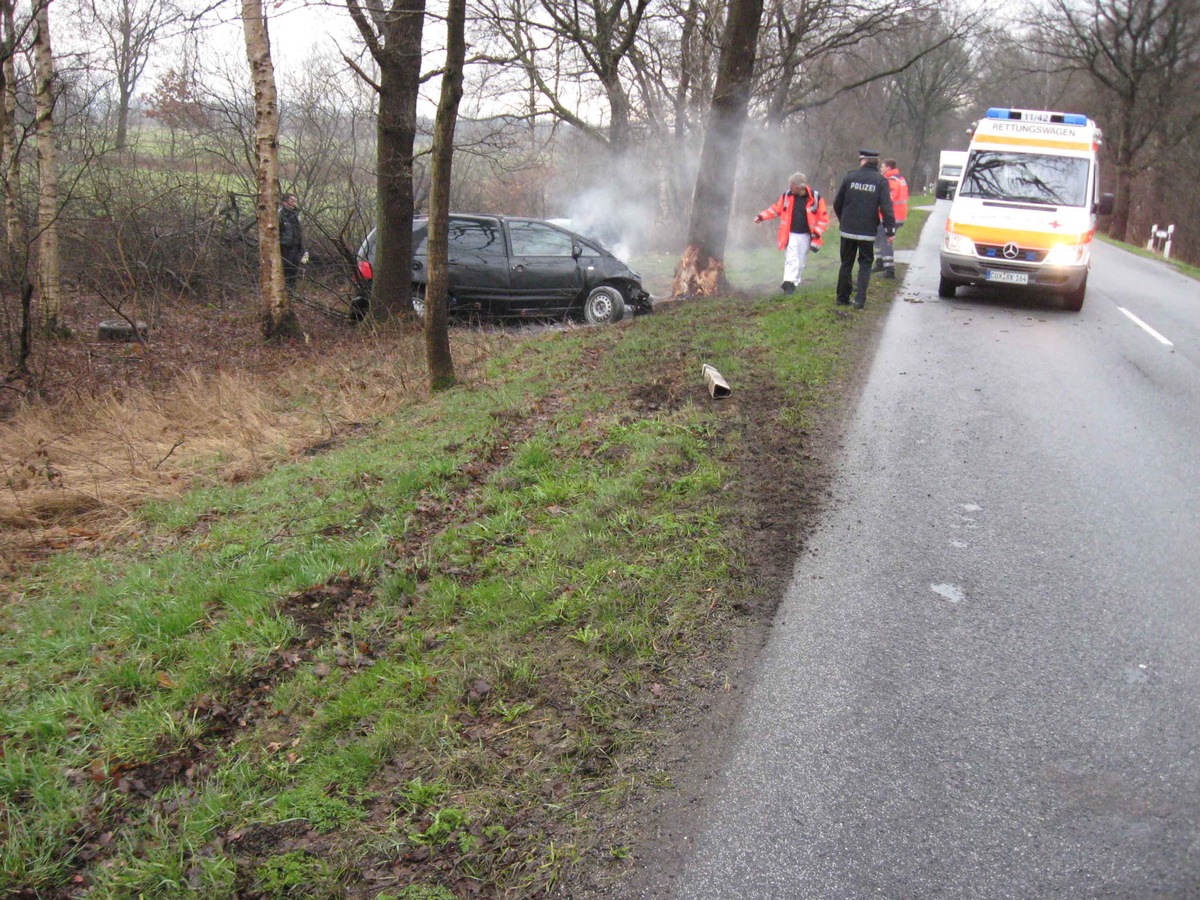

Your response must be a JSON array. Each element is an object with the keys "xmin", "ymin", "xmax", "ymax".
[{"xmin": 1097, "ymin": 193, "xmax": 1115, "ymax": 216}]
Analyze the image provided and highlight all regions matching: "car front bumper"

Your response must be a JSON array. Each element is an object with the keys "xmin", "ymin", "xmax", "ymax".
[{"xmin": 940, "ymin": 252, "xmax": 1088, "ymax": 292}]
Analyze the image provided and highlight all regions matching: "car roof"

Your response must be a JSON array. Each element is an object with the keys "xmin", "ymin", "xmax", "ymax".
[{"xmin": 412, "ymin": 213, "xmax": 571, "ymax": 228}]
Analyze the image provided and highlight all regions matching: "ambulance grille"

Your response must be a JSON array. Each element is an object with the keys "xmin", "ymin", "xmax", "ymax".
[{"xmin": 976, "ymin": 244, "xmax": 1046, "ymax": 263}]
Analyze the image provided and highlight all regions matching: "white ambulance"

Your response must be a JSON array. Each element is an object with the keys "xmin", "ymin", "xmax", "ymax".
[{"xmin": 938, "ymin": 108, "xmax": 1114, "ymax": 311}]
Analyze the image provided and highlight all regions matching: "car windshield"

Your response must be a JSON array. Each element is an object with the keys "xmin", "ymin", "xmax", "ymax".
[{"xmin": 959, "ymin": 150, "xmax": 1089, "ymax": 207}]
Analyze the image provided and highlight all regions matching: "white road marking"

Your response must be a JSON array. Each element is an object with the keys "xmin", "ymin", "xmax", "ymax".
[
  {"xmin": 1118, "ymin": 307, "xmax": 1174, "ymax": 346},
  {"xmin": 931, "ymin": 583, "xmax": 965, "ymax": 604}
]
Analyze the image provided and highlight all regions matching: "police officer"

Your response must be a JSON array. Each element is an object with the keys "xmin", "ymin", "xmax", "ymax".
[{"xmin": 832, "ymin": 149, "xmax": 895, "ymax": 309}]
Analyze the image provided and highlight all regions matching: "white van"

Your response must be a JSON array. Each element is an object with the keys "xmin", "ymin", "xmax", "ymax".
[
  {"xmin": 938, "ymin": 108, "xmax": 1114, "ymax": 311},
  {"xmin": 935, "ymin": 150, "xmax": 967, "ymax": 200}
]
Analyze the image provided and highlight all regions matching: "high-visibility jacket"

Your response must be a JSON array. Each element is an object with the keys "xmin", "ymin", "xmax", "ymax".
[
  {"xmin": 884, "ymin": 166, "xmax": 909, "ymax": 223},
  {"xmin": 757, "ymin": 186, "xmax": 829, "ymax": 251}
]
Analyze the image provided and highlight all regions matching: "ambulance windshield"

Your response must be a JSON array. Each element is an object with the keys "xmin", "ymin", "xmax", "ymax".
[{"xmin": 959, "ymin": 150, "xmax": 1089, "ymax": 207}]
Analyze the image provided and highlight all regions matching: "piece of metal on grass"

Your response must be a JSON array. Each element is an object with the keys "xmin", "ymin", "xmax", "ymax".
[{"xmin": 702, "ymin": 364, "xmax": 731, "ymax": 399}]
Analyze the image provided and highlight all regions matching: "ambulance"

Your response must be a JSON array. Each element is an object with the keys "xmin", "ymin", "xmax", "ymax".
[{"xmin": 938, "ymin": 108, "xmax": 1114, "ymax": 311}]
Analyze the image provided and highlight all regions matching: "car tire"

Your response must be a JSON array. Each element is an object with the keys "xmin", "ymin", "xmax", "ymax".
[
  {"xmin": 98, "ymin": 319, "xmax": 148, "ymax": 342},
  {"xmin": 583, "ymin": 285, "xmax": 625, "ymax": 325},
  {"xmin": 1063, "ymin": 276, "xmax": 1086, "ymax": 312},
  {"xmin": 937, "ymin": 276, "xmax": 958, "ymax": 299},
  {"xmin": 412, "ymin": 283, "xmax": 426, "ymax": 320}
]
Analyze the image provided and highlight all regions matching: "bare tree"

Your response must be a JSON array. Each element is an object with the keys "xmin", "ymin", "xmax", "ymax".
[
  {"xmin": 881, "ymin": 14, "xmax": 976, "ymax": 186},
  {"xmin": 1, "ymin": 0, "xmax": 32, "ymax": 380},
  {"xmin": 672, "ymin": 0, "xmax": 764, "ymax": 296},
  {"xmin": 756, "ymin": 0, "xmax": 975, "ymax": 129},
  {"xmin": 32, "ymin": 0, "xmax": 64, "ymax": 334},
  {"xmin": 1, "ymin": 0, "xmax": 25, "ymax": 266},
  {"xmin": 241, "ymin": 0, "xmax": 300, "ymax": 340},
  {"xmin": 346, "ymin": 0, "xmax": 426, "ymax": 320},
  {"xmin": 530, "ymin": 0, "xmax": 648, "ymax": 153},
  {"xmin": 79, "ymin": 0, "xmax": 186, "ymax": 151},
  {"xmin": 1033, "ymin": 0, "xmax": 1200, "ymax": 241},
  {"xmin": 425, "ymin": 0, "xmax": 465, "ymax": 392}
]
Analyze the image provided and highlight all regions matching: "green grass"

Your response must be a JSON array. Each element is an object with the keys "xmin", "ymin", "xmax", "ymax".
[
  {"xmin": 0, "ymin": 243, "xmax": 903, "ymax": 897},
  {"xmin": 1098, "ymin": 232, "xmax": 1200, "ymax": 280}
]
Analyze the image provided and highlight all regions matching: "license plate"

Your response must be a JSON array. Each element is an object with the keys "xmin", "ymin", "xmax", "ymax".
[{"xmin": 986, "ymin": 270, "xmax": 1029, "ymax": 285}]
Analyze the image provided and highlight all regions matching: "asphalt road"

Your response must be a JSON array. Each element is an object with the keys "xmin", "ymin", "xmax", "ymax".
[{"xmin": 655, "ymin": 202, "xmax": 1200, "ymax": 899}]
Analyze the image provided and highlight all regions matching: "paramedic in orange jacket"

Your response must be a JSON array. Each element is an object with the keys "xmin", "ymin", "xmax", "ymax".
[
  {"xmin": 874, "ymin": 158, "xmax": 909, "ymax": 277},
  {"xmin": 754, "ymin": 172, "xmax": 830, "ymax": 294}
]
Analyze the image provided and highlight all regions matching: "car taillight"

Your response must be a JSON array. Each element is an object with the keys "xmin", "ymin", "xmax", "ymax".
[{"xmin": 357, "ymin": 260, "xmax": 373, "ymax": 280}]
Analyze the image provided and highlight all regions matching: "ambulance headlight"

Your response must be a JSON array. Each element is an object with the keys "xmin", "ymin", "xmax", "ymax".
[
  {"xmin": 1044, "ymin": 243, "xmax": 1088, "ymax": 266},
  {"xmin": 943, "ymin": 232, "xmax": 976, "ymax": 256}
]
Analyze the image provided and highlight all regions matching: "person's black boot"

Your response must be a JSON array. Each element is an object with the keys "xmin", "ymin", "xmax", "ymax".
[{"xmin": 781, "ymin": 281, "xmax": 795, "ymax": 294}]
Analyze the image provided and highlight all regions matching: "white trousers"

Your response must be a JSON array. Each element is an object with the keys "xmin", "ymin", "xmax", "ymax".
[{"xmin": 784, "ymin": 233, "xmax": 811, "ymax": 283}]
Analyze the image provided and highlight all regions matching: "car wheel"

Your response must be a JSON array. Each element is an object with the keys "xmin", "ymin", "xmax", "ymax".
[
  {"xmin": 98, "ymin": 319, "xmax": 148, "ymax": 342},
  {"xmin": 583, "ymin": 285, "xmax": 626, "ymax": 325},
  {"xmin": 412, "ymin": 283, "xmax": 426, "ymax": 320},
  {"xmin": 937, "ymin": 275, "xmax": 958, "ymax": 299},
  {"xmin": 1063, "ymin": 276, "xmax": 1086, "ymax": 312}
]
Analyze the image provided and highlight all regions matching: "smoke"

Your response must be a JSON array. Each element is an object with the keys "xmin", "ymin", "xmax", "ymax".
[
  {"xmin": 541, "ymin": 114, "xmax": 866, "ymax": 263},
  {"xmin": 544, "ymin": 144, "xmax": 662, "ymax": 262}
]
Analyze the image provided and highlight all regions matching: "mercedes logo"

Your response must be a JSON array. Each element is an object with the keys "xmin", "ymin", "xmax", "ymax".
[{"xmin": 1002, "ymin": 242, "xmax": 1020, "ymax": 259}]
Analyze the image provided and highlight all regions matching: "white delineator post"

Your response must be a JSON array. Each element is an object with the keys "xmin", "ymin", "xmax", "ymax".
[{"xmin": 1146, "ymin": 224, "xmax": 1175, "ymax": 259}]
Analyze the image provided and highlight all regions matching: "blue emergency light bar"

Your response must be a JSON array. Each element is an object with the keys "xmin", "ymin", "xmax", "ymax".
[{"xmin": 985, "ymin": 107, "xmax": 1089, "ymax": 125}]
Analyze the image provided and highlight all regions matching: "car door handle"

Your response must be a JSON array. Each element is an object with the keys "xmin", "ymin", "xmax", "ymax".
[
  {"xmin": 512, "ymin": 264, "xmax": 525, "ymax": 272},
  {"xmin": 412, "ymin": 261, "xmax": 423, "ymax": 270}
]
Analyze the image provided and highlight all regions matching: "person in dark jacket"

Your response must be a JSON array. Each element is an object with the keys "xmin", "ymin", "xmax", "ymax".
[
  {"xmin": 278, "ymin": 193, "xmax": 305, "ymax": 292},
  {"xmin": 832, "ymin": 150, "xmax": 895, "ymax": 308}
]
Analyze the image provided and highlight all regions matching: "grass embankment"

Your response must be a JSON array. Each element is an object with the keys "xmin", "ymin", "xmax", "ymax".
[
  {"xmin": 1097, "ymin": 232, "xmax": 1200, "ymax": 281},
  {"xmin": 0, "ymin": 211, "xmax": 926, "ymax": 899}
]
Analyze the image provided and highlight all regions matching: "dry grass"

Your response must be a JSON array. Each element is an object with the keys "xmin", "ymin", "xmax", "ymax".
[{"xmin": 0, "ymin": 323, "xmax": 512, "ymax": 574}]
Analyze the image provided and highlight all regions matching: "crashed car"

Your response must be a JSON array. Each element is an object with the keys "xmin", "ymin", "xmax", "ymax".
[{"xmin": 354, "ymin": 214, "xmax": 652, "ymax": 325}]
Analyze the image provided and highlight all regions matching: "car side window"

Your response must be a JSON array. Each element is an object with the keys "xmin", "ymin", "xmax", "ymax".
[
  {"xmin": 413, "ymin": 226, "xmax": 429, "ymax": 256},
  {"xmin": 448, "ymin": 219, "xmax": 506, "ymax": 257},
  {"xmin": 509, "ymin": 222, "xmax": 575, "ymax": 257}
]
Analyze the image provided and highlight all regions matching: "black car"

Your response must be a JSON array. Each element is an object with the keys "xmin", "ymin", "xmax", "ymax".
[{"xmin": 355, "ymin": 214, "xmax": 652, "ymax": 325}]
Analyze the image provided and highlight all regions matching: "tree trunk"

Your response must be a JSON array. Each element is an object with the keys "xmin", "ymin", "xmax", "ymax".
[
  {"xmin": 1106, "ymin": 113, "xmax": 1137, "ymax": 243},
  {"xmin": 600, "ymin": 68, "xmax": 632, "ymax": 155},
  {"xmin": 425, "ymin": 0, "xmax": 465, "ymax": 393},
  {"xmin": 370, "ymin": 0, "xmax": 425, "ymax": 320},
  {"xmin": 241, "ymin": 0, "xmax": 299, "ymax": 342},
  {"xmin": 1, "ymin": 0, "xmax": 21, "ymax": 267},
  {"xmin": 116, "ymin": 82, "xmax": 132, "ymax": 151},
  {"xmin": 672, "ymin": 0, "xmax": 765, "ymax": 297},
  {"xmin": 32, "ymin": 0, "xmax": 65, "ymax": 335}
]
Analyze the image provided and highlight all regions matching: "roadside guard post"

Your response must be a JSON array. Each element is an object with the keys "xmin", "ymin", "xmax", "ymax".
[
  {"xmin": 1147, "ymin": 224, "xmax": 1175, "ymax": 259},
  {"xmin": 702, "ymin": 364, "xmax": 731, "ymax": 399}
]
